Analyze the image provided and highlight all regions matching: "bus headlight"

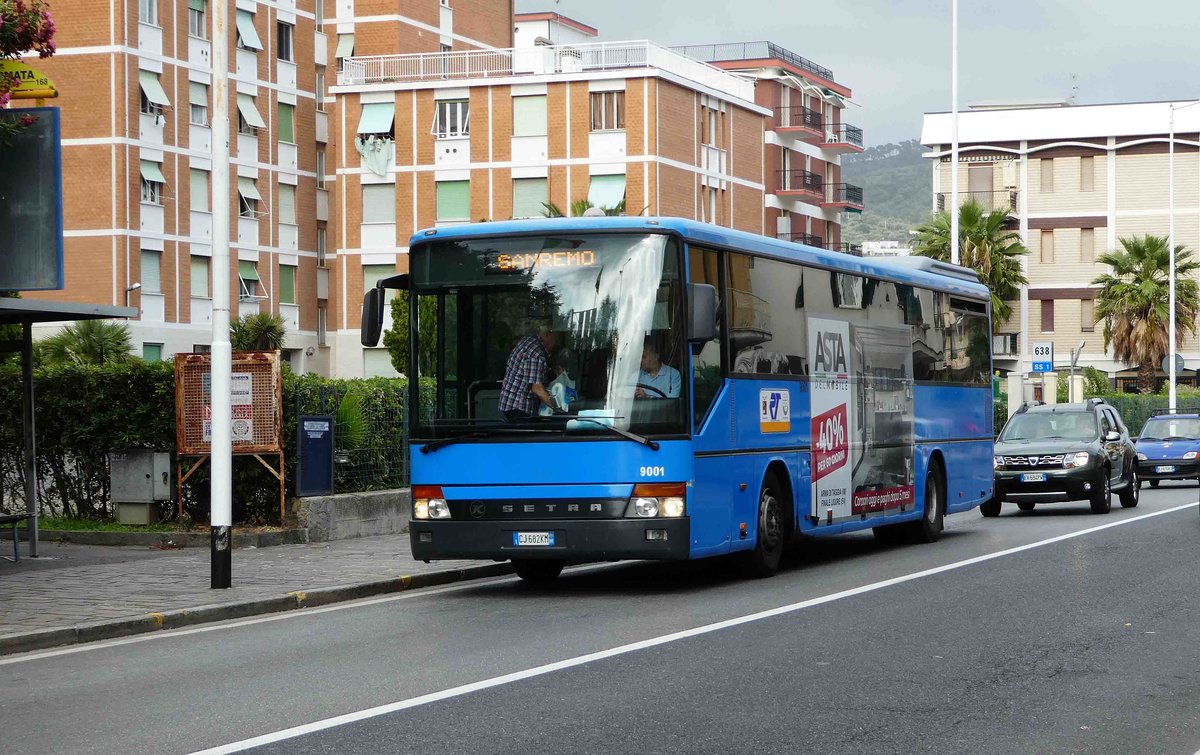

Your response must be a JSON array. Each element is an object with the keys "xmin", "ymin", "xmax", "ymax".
[
  {"xmin": 1066, "ymin": 452, "xmax": 1090, "ymax": 468},
  {"xmin": 631, "ymin": 498, "xmax": 659, "ymax": 517},
  {"xmin": 625, "ymin": 483, "xmax": 687, "ymax": 518},
  {"xmin": 413, "ymin": 485, "xmax": 450, "ymax": 520}
]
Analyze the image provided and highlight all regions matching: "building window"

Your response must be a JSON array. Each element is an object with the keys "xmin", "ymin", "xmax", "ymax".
[
  {"xmin": 280, "ymin": 265, "xmax": 297, "ymax": 305},
  {"xmin": 362, "ymin": 184, "xmax": 396, "ymax": 224},
  {"xmin": 512, "ymin": 95, "xmax": 548, "ymax": 137},
  {"xmin": 191, "ymin": 256, "xmax": 210, "ymax": 298},
  {"xmin": 278, "ymin": 184, "xmax": 296, "ymax": 225},
  {"xmin": 316, "ymin": 150, "xmax": 326, "ymax": 189},
  {"xmin": 139, "ymin": 0, "xmax": 158, "ymax": 25},
  {"xmin": 357, "ymin": 102, "xmax": 395, "ymax": 139},
  {"xmin": 235, "ymin": 10, "xmax": 263, "ymax": 51},
  {"xmin": 433, "ymin": 99, "xmax": 469, "ymax": 139},
  {"xmin": 188, "ymin": 0, "xmax": 206, "ymax": 38},
  {"xmin": 139, "ymin": 71, "xmax": 170, "ymax": 116},
  {"xmin": 512, "ymin": 178, "xmax": 548, "ymax": 219},
  {"xmin": 701, "ymin": 106, "xmax": 720, "ymax": 146},
  {"xmin": 189, "ymin": 82, "xmax": 208, "ymax": 125},
  {"xmin": 237, "ymin": 94, "xmax": 266, "ymax": 135},
  {"xmin": 1040, "ymin": 230, "xmax": 1054, "ymax": 263},
  {"xmin": 190, "ymin": 169, "xmax": 209, "ymax": 213},
  {"xmin": 335, "ymin": 34, "xmax": 355, "ymax": 63},
  {"xmin": 1080, "ymin": 227, "xmax": 1094, "ymax": 263},
  {"xmin": 239, "ymin": 261, "xmax": 261, "ymax": 299},
  {"xmin": 316, "ymin": 226, "xmax": 327, "ymax": 266},
  {"xmin": 193, "ymin": 343, "xmax": 212, "ymax": 353},
  {"xmin": 1040, "ymin": 158, "xmax": 1054, "ymax": 193},
  {"xmin": 590, "ymin": 91, "xmax": 624, "ymax": 132},
  {"xmin": 142, "ymin": 343, "xmax": 163, "ymax": 362},
  {"xmin": 277, "ymin": 22, "xmax": 293, "ymax": 62},
  {"xmin": 140, "ymin": 250, "xmax": 162, "ymax": 294},
  {"xmin": 140, "ymin": 161, "xmax": 166, "ymax": 205},
  {"xmin": 1081, "ymin": 299, "xmax": 1095, "ymax": 333},
  {"xmin": 435, "ymin": 180, "xmax": 470, "ymax": 222},
  {"xmin": 1041, "ymin": 299, "xmax": 1055, "ymax": 333},
  {"xmin": 278, "ymin": 102, "xmax": 295, "ymax": 143},
  {"xmin": 238, "ymin": 178, "xmax": 261, "ymax": 218},
  {"xmin": 587, "ymin": 174, "xmax": 626, "ymax": 214},
  {"xmin": 315, "ymin": 68, "xmax": 326, "ymax": 112},
  {"xmin": 317, "ymin": 305, "xmax": 327, "ymax": 346},
  {"xmin": 1080, "ymin": 155, "xmax": 1094, "ymax": 192}
]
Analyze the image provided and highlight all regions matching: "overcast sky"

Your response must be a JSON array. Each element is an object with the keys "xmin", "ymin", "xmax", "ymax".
[{"xmin": 516, "ymin": 0, "xmax": 1200, "ymax": 146}]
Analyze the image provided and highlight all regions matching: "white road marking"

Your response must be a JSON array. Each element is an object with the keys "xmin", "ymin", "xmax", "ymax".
[{"xmin": 191, "ymin": 501, "xmax": 1199, "ymax": 754}]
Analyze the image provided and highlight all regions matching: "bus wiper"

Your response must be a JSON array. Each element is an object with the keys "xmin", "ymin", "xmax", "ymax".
[
  {"xmin": 419, "ymin": 429, "xmax": 541, "ymax": 453},
  {"xmin": 562, "ymin": 415, "xmax": 660, "ymax": 451}
]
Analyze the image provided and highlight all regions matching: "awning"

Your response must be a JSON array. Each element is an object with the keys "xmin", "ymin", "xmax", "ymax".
[
  {"xmin": 236, "ymin": 94, "xmax": 267, "ymax": 129},
  {"xmin": 139, "ymin": 71, "xmax": 171, "ymax": 107},
  {"xmin": 235, "ymin": 10, "xmax": 263, "ymax": 51},
  {"xmin": 188, "ymin": 0, "xmax": 204, "ymax": 9},
  {"xmin": 356, "ymin": 102, "xmax": 395, "ymax": 134},
  {"xmin": 237, "ymin": 177, "xmax": 262, "ymax": 201},
  {"xmin": 335, "ymin": 33, "xmax": 355, "ymax": 59},
  {"xmin": 821, "ymin": 87, "xmax": 848, "ymax": 108},
  {"xmin": 238, "ymin": 260, "xmax": 259, "ymax": 281},
  {"xmin": 140, "ymin": 160, "xmax": 167, "ymax": 184},
  {"xmin": 587, "ymin": 174, "xmax": 626, "ymax": 210}
]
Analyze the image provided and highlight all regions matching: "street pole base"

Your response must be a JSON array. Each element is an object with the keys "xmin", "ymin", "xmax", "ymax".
[{"xmin": 211, "ymin": 525, "xmax": 232, "ymax": 588}]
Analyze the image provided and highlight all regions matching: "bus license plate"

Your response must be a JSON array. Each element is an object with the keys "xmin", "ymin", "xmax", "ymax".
[
  {"xmin": 514, "ymin": 532, "xmax": 554, "ymax": 547},
  {"xmin": 1021, "ymin": 473, "xmax": 1046, "ymax": 483},
  {"xmin": 1155, "ymin": 465, "xmax": 1176, "ymax": 474}
]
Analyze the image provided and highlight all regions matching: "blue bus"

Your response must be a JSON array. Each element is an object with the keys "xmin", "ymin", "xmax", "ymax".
[{"xmin": 360, "ymin": 217, "xmax": 994, "ymax": 581}]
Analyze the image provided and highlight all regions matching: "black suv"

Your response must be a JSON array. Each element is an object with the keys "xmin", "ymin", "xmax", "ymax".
[{"xmin": 984, "ymin": 399, "xmax": 1139, "ymax": 516}]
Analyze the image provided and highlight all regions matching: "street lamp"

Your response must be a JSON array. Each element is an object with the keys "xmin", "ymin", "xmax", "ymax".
[
  {"xmin": 1168, "ymin": 100, "xmax": 1200, "ymax": 411},
  {"xmin": 124, "ymin": 282, "xmax": 141, "ymax": 308}
]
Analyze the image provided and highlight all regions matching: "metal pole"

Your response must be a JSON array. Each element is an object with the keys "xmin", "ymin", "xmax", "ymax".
[
  {"xmin": 210, "ymin": 0, "xmax": 233, "ymax": 588},
  {"xmin": 1169, "ymin": 104, "xmax": 1177, "ymax": 411},
  {"xmin": 21, "ymin": 323, "xmax": 37, "ymax": 558},
  {"xmin": 950, "ymin": 0, "xmax": 960, "ymax": 266}
]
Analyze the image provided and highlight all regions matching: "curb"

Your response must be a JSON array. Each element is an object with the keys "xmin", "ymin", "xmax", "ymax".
[
  {"xmin": 22, "ymin": 528, "xmax": 310, "ymax": 549},
  {"xmin": 0, "ymin": 562, "xmax": 514, "ymax": 657}
]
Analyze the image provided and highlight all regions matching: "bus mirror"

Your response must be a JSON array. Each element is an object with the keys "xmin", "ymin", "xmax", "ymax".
[
  {"xmin": 688, "ymin": 283, "xmax": 717, "ymax": 344},
  {"xmin": 360, "ymin": 287, "xmax": 386, "ymax": 347}
]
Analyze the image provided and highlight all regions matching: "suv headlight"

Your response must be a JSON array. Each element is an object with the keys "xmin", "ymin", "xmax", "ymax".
[
  {"xmin": 1065, "ymin": 452, "xmax": 1090, "ymax": 468},
  {"xmin": 994, "ymin": 455, "xmax": 1004, "ymax": 470},
  {"xmin": 1137, "ymin": 452, "xmax": 1147, "ymax": 461},
  {"xmin": 413, "ymin": 485, "xmax": 451, "ymax": 520},
  {"xmin": 625, "ymin": 483, "xmax": 687, "ymax": 518}
]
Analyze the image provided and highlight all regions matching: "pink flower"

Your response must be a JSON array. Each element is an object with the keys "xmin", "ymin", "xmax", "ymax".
[{"xmin": 18, "ymin": 114, "xmax": 37, "ymax": 126}]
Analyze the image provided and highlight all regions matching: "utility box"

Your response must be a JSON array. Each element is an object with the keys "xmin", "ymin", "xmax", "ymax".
[{"xmin": 110, "ymin": 451, "xmax": 171, "ymax": 525}]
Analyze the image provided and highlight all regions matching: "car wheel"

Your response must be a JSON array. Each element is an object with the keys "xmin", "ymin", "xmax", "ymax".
[
  {"xmin": 1150, "ymin": 479, "xmax": 1160, "ymax": 488},
  {"xmin": 1017, "ymin": 501, "xmax": 1036, "ymax": 512},
  {"xmin": 738, "ymin": 473, "xmax": 786, "ymax": 578},
  {"xmin": 980, "ymin": 498, "xmax": 1002, "ymax": 518},
  {"xmin": 1119, "ymin": 468, "xmax": 1139, "ymax": 508},
  {"xmin": 1090, "ymin": 468, "xmax": 1112, "ymax": 514},
  {"xmin": 906, "ymin": 464, "xmax": 945, "ymax": 543},
  {"xmin": 511, "ymin": 559, "xmax": 564, "ymax": 582}
]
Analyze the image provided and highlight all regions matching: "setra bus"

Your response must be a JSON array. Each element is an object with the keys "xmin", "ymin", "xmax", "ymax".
[{"xmin": 360, "ymin": 217, "xmax": 994, "ymax": 581}]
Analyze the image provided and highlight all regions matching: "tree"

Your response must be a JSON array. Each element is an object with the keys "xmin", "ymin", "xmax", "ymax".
[
  {"xmin": 230, "ymin": 312, "xmax": 286, "ymax": 351},
  {"xmin": 540, "ymin": 197, "xmax": 626, "ymax": 217},
  {"xmin": 383, "ymin": 292, "xmax": 436, "ymax": 377},
  {"xmin": 37, "ymin": 320, "xmax": 134, "ymax": 365},
  {"xmin": 1092, "ymin": 235, "xmax": 1200, "ymax": 394},
  {"xmin": 911, "ymin": 201, "xmax": 1028, "ymax": 332},
  {"xmin": 0, "ymin": 0, "xmax": 57, "ymax": 146}
]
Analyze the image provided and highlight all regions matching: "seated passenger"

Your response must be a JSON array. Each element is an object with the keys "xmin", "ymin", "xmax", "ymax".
[{"xmin": 636, "ymin": 339, "xmax": 681, "ymax": 399}]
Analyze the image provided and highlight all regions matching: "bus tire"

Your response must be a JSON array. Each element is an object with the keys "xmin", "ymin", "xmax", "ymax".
[
  {"xmin": 739, "ymin": 473, "xmax": 787, "ymax": 578},
  {"xmin": 980, "ymin": 498, "xmax": 1002, "ymax": 517},
  {"xmin": 511, "ymin": 559, "xmax": 564, "ymax": 582},
  {"xmin": 906, "ymin": 463, "xmax": 944, "ymax": 543}
]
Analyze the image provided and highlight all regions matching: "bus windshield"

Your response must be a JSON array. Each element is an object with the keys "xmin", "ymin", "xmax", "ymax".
[{"xmin": 410, "ymin": 232, "xmax": 685, "ymax": 438}]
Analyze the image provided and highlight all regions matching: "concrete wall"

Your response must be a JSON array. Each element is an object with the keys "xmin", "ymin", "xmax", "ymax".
[{"xmin": 295, "ymin": 489, "xmax": 412, "ymax": 542}]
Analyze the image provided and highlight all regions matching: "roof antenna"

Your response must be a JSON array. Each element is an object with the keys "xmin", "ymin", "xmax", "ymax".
[{"xmin": 1067, "ymin": 73, "xmax": 1079, "ymax": 105}]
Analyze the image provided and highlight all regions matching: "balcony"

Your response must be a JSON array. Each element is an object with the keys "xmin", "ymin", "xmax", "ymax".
[
  {"xmin": 821, "ymin": 183, "xmax": 864, "ymax": 213},
  {"xmin": 776, "ymin": 169, "xmax": 823, "ymax": 200},
  {"xmin": 338, "ymin": 40, "xmax": 756, "ymax": 102},
  {"xmin": 993, "ymin": 333, "xmax": 1019, "ymax": 357},
  {"xmin": 822, "ymin": 123, "xmax": 864, "ymax": 154},
  {"xmin": 777, "ymin": 232, "xmax": 823, "ymax": 247},
  {"xmin": 825, "ymin": 242, "xmax": 863, "ymax": 256},
  {"xmin": 937, "ymin": 190, "xmax": 1018, "ymax": 214},
  {"xmin": 775, "ymin": 105, "xmax": 823, "ymax": 142},
  {"xmin": 672, "ymin": 41, "xmax": 834, "ymax": 83}
]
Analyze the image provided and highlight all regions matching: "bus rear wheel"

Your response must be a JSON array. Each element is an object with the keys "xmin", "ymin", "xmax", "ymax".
[
  {"xmin": 739, "ymin": 474, "xmax": 787, "ymax": 578},
  {"xmin": 511, "ymin": 559, "xmax": 564, "ymax": 582},
  {"xmin": 905, "ymin": 464, "xmax": 944, "ymax": 543}
]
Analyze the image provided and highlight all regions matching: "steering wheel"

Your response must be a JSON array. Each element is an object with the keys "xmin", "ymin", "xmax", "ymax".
[{"xmin": 633, "ymin": 382, "xmax": 667, "ymax": 398}]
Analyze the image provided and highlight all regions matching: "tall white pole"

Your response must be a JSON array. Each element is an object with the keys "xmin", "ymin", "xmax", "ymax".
[
  {"xmin": 210, "ymin": 0, "xmax": 233, "ymax": 587},
  {"xmin": 1168, "ymin": 105, "xmax": 1178, "ymax": 410},
  {"xmin": 950, "ymin": 0, "xmax": 960, "ymax": 266}
]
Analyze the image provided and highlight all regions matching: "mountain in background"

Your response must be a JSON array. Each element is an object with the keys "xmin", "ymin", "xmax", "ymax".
[{"xmin": 840, "ymin": 139, "xmax": 932, "ymax": 245}]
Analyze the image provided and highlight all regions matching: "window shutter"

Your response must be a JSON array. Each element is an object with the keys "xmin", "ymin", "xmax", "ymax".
[
  {"xmin": 362, "ymin": 184, "xmax": 396, "ymax": 223},
  {"xmin": 512, "ymin": 178, "xmax": 548, "ymax": 219},
  {"xmin": 140, "ymin": 250, "xmax": 162, "ymax": 294},
  {"xmin": 280, "ymin": 265, "xmax": 296, "ymax": 304},
  {"xmin": 435, "ymin": 181, "xmax": 470, "ymax": 221},
  {"xmin": 190, "ymin": 169, "xmax": 209, "ymax": 212},
  {"xmin": 278, "ymin": 184, "xmax": 296, "ymax": 225},
  {"xmin": 190, "ymin": 256, "xmax": 209, "ymax": 298},
  {"xmin": 512, "ymin": 95, "xmax": 547, "ymax": 137},
  {"xmin": 278, "ymin": 103, "xmax": 295, "ymax": 143}
]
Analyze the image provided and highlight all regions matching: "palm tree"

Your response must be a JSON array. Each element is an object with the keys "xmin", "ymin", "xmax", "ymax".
[
  {"xmin": 230, "ymin": 312, "xmax": 286, "ymax": 351},
  {"xmin": 38, "ymin": 320, "xmax": 135, "ymax": 365},
  {"xmin": 1092, "ymin": 235, "xmax": 1200, "ymax": 393},
  {"xmin": 540, "ymin": 197, "xmax": 627, "ymax": 218},
  {"xmin": 912, "ymin": 201, "xmax": 1028, "ymax": 332}
]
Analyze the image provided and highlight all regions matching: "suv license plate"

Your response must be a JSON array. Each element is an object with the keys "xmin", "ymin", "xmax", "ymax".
[
  {"xmin": 1021, "ymin": 473, "xmax": 1046, "ymax": 483},
  {"xmin": 1155, "ymin": 465, "xmax": 1176, "ymax": 474},
  {"xmin": 514, "ymin": 532, "xmax": 554, "ymax": 547}
]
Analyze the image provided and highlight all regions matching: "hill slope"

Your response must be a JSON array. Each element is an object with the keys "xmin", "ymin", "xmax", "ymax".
[{"xmin": 839, "ymin": 139, "xmax": 932, "ymax": 244}]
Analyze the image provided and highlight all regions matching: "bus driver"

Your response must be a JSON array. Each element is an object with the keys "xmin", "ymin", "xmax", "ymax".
[{"xmin": 636, "ymin": 338, "xmax": 681, "ymax": 399}]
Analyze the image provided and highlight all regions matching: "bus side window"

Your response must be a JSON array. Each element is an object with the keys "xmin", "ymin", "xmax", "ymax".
[{"xmin": 689, "ymin": 246, "xmax": 723, "ymax": 428}]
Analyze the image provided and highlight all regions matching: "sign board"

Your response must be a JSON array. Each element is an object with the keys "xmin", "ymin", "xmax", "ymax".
[
  {"xmin": 296, "ymin": 416, "xmax": 335, "ymax": 497},
  {"xmin": 1162, "ymin": 354, "xmax": 1185, "ymax": 376},
  {"xmin": 758, "ymin": 389, "xmax": 791, "ymax": 433},
  {"xmin": 0, "ymin": 61, "xmax": 59, "ymax": 100},
  {"xmin": 0, "ymin": 107, "xmax": 63, "ymax": 290},
  {"xmin": 174, "ymin": 351, "xmax": 282, "ymax": 455},
  {"xmin": 1031, "ymin": 341, "xmax": 1054, "ymax": 373}
]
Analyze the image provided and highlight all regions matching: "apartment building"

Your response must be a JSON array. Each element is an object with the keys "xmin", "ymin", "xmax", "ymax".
[
  {"xmin": 922, "ymin": 100, "xmax": 1200, "ymax": 390},
  {"xmin": 25, "ymin": 0, "xmax": 511, "ymax": 372},
  {"xmin": 332, "ymin": 16, "xmax": 772, "ymax": 376}
]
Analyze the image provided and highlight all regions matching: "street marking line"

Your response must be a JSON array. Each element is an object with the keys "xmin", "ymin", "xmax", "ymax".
[{"xmin": 189, "ymin": 501, "xmax": 1199, "ymax": 755}]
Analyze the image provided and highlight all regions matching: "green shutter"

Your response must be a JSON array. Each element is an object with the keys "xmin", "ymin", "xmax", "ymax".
[
  {"xmin": 278, "ymin": 103, "xmax": 295, "ymax": 143},
  {"xmin": 190, "ymin": 256, "xmax": 209, "ymax": 298},
  {"xmin": 142, "ymin": 343, "xmax": 163, "ymax": 362},
  {"xmin": 190, "ymin": 169, "xmax": 209, "ymax": 212},
  {"xmin": 512, "ymin": 95, "xmax": 547, "ymax": 137},
  {"xmin": 278, "ymin": 184, "xmax": 296, "ymax": 224},
  {"xmin": 188, "ymin": 0, "xmax": 205, "ymax": 11},
  {"xmin": 436, "ymin": 181, "xmax": 470, "ymax": 221},
  {"xmin": 512, "ymin": 178, "xmax": 548, "ymax": 219},
  {"xmin": 140, "ymin": 250, "xmax": 162, "ymax": 294},
  {"xmin": 280, "ymin": 265, "xmax": 296, "ymax": 304},
  {"xmin": 356, "ymin": 103, "xmax": 395, "ymax": 135},
  {"xmin": 239, "ymin": 260, "xmax": 259, "ymax": 281}
]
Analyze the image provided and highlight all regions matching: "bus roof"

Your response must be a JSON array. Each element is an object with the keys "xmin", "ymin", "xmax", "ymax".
[{"xmin": 409, "ymin": 217, "xmax": 991, "ymax": 300}]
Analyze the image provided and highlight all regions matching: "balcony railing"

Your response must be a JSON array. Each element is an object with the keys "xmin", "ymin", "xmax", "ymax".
[
  {"xmin": 825, "ymin": 242, "xmax": 863, "ymax": 256},
  {"xmin": 824, "ymin": 123, "xmax": 864, "ymax": 148},
  {"xmin": 777, "ymin": 232, "xmax": 823, "ymax": 247},
  {"xmin": 673, "ymin": 41, "xmax": 834, "ymax": 83},
  {"xmin": 936, "ymin": 190, "xmax": 1018, "ymax": 213},
  {"xmin": 825, "ymin": 183, "xmax": 864, "ymax": 207},
  {"xmin": 339, "ymin": 40, "xmax": 756, "ymax": 102},
  {"xmin": 775, "ymin": 105, "xmax": 822, "ymax": 131},
  {"xmin": 777, "ymin": 169, "xmax": 823, "ymax": 195}
]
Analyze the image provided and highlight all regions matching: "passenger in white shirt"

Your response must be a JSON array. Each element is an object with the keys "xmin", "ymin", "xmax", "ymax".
[{"xmin": 636, "ymin": 340, "xmax": 681, "ymax": 399}]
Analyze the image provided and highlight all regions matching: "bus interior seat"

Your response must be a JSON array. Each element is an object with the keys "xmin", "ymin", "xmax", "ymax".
[{"xmin": 467, "ymin": 381, "xmax": 503, "ymax": 420}]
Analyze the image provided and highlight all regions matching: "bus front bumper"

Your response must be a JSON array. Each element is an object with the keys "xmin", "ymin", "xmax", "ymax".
[{"xmin": 410, "ymin": 518, "xmax": 691, "ymax": 562}]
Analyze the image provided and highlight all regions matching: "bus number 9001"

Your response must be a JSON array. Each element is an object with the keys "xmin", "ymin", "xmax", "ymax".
[{"xmin": 640, "ymin": 466, "xmax": 666, "ymax": 478}]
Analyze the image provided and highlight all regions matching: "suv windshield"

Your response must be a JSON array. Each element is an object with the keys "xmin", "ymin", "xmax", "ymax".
[
  {"xmin": 409, "ymin": 233, "xmax": 685, "ymax": 438},
  {"xmin": 1140, "ymin": 417, "xmax": 1200, "ymax": 440},
  {"xmin": 1000, "ymin": 411, "xmax": 1099, "ymax": 442}
]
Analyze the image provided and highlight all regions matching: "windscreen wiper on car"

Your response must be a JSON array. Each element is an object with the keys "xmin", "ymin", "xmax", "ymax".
[{"xmin": 561, "ymin": 414, "xmax": 660, "ymax": 451}]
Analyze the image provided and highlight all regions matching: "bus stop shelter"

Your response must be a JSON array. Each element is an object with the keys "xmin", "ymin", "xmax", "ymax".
[{"xmin": 0, "ymin": 298, "xmax": 136, "ymax": 558}]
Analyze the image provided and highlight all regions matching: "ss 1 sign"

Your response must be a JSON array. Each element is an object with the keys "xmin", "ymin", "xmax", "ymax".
[{"xmin": 1031, "ymin": 341, "xmax": 1054, "ymax": 373}]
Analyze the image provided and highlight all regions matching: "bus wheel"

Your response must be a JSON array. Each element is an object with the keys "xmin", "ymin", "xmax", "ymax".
[
  {"xmin": 906, "ymin": 464, "xmax": 944, "ymax": 543},
  {"xmin": 739, "ymin": 474, "xmax": 786, "ymax": 578},
  {"xmin": 511, "ymin": 559, "xmax": 564, "ymax": 582}
]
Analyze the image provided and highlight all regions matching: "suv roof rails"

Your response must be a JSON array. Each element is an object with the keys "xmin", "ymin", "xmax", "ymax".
[
  {"xmin": 1015, "ymin": 400, "xmax": 1044, "ymax": 414},
  {"xmin": 1085, "ymin": 397, "xmax": 1106, "ymax": 407}
]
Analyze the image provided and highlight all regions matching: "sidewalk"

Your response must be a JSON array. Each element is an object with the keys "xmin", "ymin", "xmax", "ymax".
[{"xmin": 0, "ymin": 532, "xmax": 512, "ymax": 655}]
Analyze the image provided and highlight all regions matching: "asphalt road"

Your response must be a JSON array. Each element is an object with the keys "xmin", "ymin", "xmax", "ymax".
[{"xmin": 2, "ymin": 485, "xmax": 1198, "ymax": 755}]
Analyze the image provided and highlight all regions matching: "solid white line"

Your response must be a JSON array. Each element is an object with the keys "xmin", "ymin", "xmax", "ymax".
[{"xmin": 190, "ymin": 501, "xmax": 1199, "ymax": 755}]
